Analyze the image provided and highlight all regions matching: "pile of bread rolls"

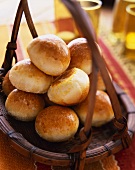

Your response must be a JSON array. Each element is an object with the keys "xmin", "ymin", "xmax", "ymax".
[{"xmin": 2, "ymin": 34, "xmax": 114, "ymax": 143}]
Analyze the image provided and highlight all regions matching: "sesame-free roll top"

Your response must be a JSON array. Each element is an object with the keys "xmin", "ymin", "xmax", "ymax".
[
  {"xmin": 47, "ymin": 68, "xmax": 90, "ymax": 106},
  {"xmin": 27, "ymin": 34, "xmax": 70, "ymax": 76},
  {"xmin": 35, "ymin": 105, "xmax": 79, "ymax": 142},
  {"xmin": 68, "ymin": 38, "xmax": 92, "ymax": 75},
  {"xmin": 9, "ymin": 59, "xmax": 53, "ymax": 94}
]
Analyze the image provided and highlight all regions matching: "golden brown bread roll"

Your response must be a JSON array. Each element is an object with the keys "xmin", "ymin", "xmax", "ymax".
[
  {"xmin": 89, "ymin": 72, "xmax": 106, "ymax": 91},
  {"xmin": 67, "ymin": 38, "xmax": 92, "ymax": 75},
  {"xmin": 89, "ymin": 70, "xmax": 112, "ymax": 91},
  {"xmin": 35, "ymin": 105, "xmax": 79, "ymax": 142},
  {"xmin": 47, "ymin": 68, "xmax": 90, "ymax": 106},
  {"xmin": 96, "ymin": 73, "xmax": 106, "ymax": 91},
  {"xmin": 5, "ymin": 89, "xmax": 45, "ymax": 121},
  {"xmin": 42, "ymin": 93, "xmax": 56, "ymax": 107},
  {"xmin": 2, "ymin": 71, "xmax": 15, "ymax": 96},
  {"xmin": 73, "ymin": 90, "xmax": 114, "ymax": 127},
  {"xmin": 27, "ymin": 34, "xmax": 70, "ymax": 76},
  {"xmin": 9, "ymin": 59, "xmax": 53, "ymax": 94}
]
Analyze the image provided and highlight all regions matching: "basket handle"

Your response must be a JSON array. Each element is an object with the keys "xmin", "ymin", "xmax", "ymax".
[
  {"xmin": 62, "ymin": 0, "xmax": 130, "ymax": 138},
  {"xmin": 62, "ymin": 0, "xmax": 131, "ymax": 168},
  {"xmin": 22, "ymin": 0, "xmax": 38, "ymax": 38},
  {"xmin": 2, "ymin": 0, "xmax": 38, "ymax": 76},
  {"xmin": 2, "ymin": 0, "xmax": 23, "ymax": 75}
]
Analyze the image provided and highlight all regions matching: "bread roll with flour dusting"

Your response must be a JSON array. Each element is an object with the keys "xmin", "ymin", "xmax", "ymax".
[
  {"xmin": 73, "ymin": 90, "xmax": 114, "ymax": 127},
  {"xmin": 27, "ymin": 34, "xmax": 70, "ymax": 76},
  {"xmin": 68, "ymin": 38, "xmax": 92, "ymax": 75},
  {"xmin": 5, "ymin": 89, "xmax": 45, "ymax": 121},
  {"xmin": 35, "ymin": 105, "xmax": 79, "ymax": 142},
  {"xmin": 2, "ymin": 71, "xmax": 15, "ymax": 96},
  {"xmin": 9, "ymin": 59, "xmax": 53, "ymax": 94},
  {"xmin": 47, "ymin": 68, "xmax": 90, "ymax": 106}
]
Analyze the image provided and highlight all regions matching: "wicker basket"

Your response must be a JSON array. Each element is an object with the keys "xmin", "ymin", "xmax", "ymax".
[{"xmin": 0, "ymin": 0, "xmax": 135, "ymax": 169}]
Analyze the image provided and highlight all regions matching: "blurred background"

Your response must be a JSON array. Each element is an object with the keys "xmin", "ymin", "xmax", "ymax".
[
  {"xmin": 1, "ymin": 0, "xmax": 134, "ymax": 77},
  {"xmin": 0, "ymin": 0, "xmax": 115, "ymax": 25}
]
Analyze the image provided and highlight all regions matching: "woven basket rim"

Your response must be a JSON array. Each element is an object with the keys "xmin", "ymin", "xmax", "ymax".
[{"xmin": 0, "ymin": 81, "xmax": 135, "ymax": 166}]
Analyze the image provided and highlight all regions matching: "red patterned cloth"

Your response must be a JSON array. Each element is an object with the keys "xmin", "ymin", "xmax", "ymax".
[
  {"xmin": 35, "ymin": 163, "xmax": 52, "ymax": 170},
  {"xmin": 115, "ymin": 136, "xmax": 135, "ymax": 170},
  {"xmin": 98, "ymin": 38, "xmax": 135, "ymax": 104}
]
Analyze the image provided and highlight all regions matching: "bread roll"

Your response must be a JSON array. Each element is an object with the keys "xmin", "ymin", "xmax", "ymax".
[
  {"xmin": 35, "ymin": 105, "xmax": 79, "ymax": 142},
  {"xmin": 9, "ymin": 59, "xmax": 53, "ymax": 94},
  {"xmin": 27, "ymin": 34, "xmax": 70, "ymax": 76},
  {"xmin": 43, "ymin": 93, "xmax": 55, "ymax": 107},
  {"xmin": 73, "ymin": 90, "xmax": 114, "ymax": 127},
  {"xmin": 47, "ymin": 68, "xmax": 90, "ymax": 106},
  {"xmin": 89, "ymin": 69, "xmax": 112, "ymax": 91},
  {"xmin": 67, "ymin": 38, "xmax": 92, "ymax": 75},
  {"xmin": 5, "ymin": 89, "xmax": 45, "ymax": 121},
  {"xmin": 2, "ymin": 71, "xmax": 15, "ymax": 96},
  {"xmin": 89, "ymin": 72, "xmax": 106, "ymax": 91}
]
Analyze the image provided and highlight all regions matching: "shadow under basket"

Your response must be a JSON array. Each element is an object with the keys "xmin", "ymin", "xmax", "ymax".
[{"xmin": 0, "ymin": 0, "xmax": 135, "ymax": 169}]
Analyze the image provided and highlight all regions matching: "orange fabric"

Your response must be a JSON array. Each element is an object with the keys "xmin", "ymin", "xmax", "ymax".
[
  {"xmin": 0, "ymin": 131, "xmax": 35, "ymax": 170},
  {"xmin": 101, "ymin": 155, "xmax": 120, "ymax": 170}
]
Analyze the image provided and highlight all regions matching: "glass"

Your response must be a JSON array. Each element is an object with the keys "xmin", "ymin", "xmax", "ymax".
[
  {"xmin": 78, "ymin": 0, "xmax": 102, "ymax": 37},
  {"xmin": 54, "ymin": 0, "xmax": 79, "ymax": 44},
  {"xmin": 111, "ymin": 0, "xmax": 135, "ymax": 42},
  {"xmin": 124, "ymin": 4, "xmax": 135, "ymax": 59}
]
